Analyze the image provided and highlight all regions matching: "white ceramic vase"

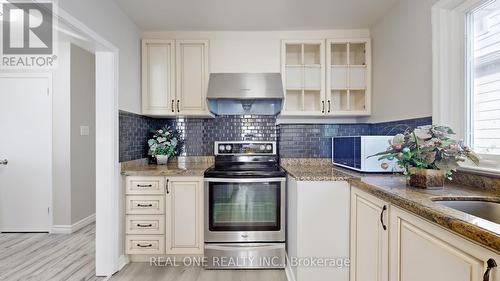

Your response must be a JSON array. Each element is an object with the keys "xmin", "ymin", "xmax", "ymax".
[{"xmin": 156, "ymin": 155, "xmax": 169, "ymax": 165}]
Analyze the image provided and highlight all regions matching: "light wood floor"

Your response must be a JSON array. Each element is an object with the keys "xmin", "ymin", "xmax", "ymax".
[
  {"xmin": 110, "ymin": 263, "xmax": 287, "ymax": 281},
  {"xmin": 0, "ymin": 223, "xmax": 101, "ymax": 281},
  {"xmin": 0, "ymin": 224, "xmax": 286, "ymax": 281}
]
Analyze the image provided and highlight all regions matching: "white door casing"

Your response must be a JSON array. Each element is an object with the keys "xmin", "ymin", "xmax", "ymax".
[{"xmin": 0, "ymin": 74, "xmax": 52, "ymax": 232}]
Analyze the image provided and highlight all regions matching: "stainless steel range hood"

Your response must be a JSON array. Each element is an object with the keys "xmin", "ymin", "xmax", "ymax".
[{"xmin": 206, "ymin": 73, "xmax": 284, "ymax": 115}]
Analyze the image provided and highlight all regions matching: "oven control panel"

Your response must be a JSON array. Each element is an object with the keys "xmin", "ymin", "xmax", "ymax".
[{"xmin": 214, "ymin": 141, "xmax": 276, "ymax": 155}]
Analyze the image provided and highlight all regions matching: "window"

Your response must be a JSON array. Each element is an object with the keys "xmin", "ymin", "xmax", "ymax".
[{"xmin": 466, "ymin": 0, "xmax": 500, "ymax": 156}]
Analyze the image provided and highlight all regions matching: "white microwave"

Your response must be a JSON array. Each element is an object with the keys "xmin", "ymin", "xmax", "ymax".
[{"xmin": 332, "ymin": 136, "xmax": 402, "ymax": 172}]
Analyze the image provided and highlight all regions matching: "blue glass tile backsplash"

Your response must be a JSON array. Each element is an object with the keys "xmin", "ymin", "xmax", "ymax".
[
  {"xmin": 119, "ymin": 110, "xmax": 432, "ymax": 162},
  {"xmin": 119, "ymin": 111, "xmax": 173, "ymax": 162}
]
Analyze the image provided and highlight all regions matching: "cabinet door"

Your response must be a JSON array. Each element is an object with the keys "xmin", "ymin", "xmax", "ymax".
[
  {"xmin": 390, "ymin": 206, "xmax": 499, "ymax": 281},
  {"xmin": 281, "ymin": 39, "xmax": 326, "ymax": 116},
  {"xmin": 142, "ymin": 39, "xmax": 176, "ymax": 115},
  {"xmin": 350, "ymin": 187, "xmax": 389, "ymax": 281},
  {"xmin": 176, "ymin": 40, "xmax": 209, "ymax": 116},
  {"xmin": 291, "ymin": 180, "xmax": 350, "ymax": 281},
  {"xmin": 165, "ymin": 177, "xmax": 204, "ymax": 254},
  {"xmin": 326, "ymin": 39, "xmax": 371, "ymax": 116}
]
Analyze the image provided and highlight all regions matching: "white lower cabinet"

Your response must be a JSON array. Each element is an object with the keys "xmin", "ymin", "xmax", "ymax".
[
  {"xmin": 124, "ymin": 176, "xmax": 204, "ymax": 256},
  {"xmin": 350, "ymin": 186, "xmax": 499, "ymax": 281},
  {"xmin": 350, "ymin": 187, "xmax": 389, "ymax": 281},
  {"xmin": 165, "ymin": 177, "xmax": 204, "ymax": 254},
  {"xmin": 287, "ymin": 177, "xmax": 350, "ymax": 281},
  {"xmin": 389, "ymin": 206, "xmax": 499, "ymax": 281}
]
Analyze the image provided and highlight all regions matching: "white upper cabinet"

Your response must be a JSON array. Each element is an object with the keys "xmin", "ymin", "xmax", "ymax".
[
  {"xmin": 176, "ymin": 40, "xmax": 210, "ymax": 115},
  {"xmin": 142, "ymin": 39, "xmax": 211, "ymax": 117},
  {"xmin": 326, "ymin": 39, "xmax": 371, "ymax": 116},
  {"xmin": 142, "ymin": 40, "xmax": 176, "ymax": 116},
  {"xmin": 281, "ymin": 40, "xmax": 326, "ymax": 116},
  {"xmin": 280, "ymin": 38, "xmax": 371, "ymax": 117}
]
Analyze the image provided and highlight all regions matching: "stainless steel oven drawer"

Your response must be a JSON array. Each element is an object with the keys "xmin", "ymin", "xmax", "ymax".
[{"xmin": 204, "ymin": 243, "xmax": 286, "ymax": 269}]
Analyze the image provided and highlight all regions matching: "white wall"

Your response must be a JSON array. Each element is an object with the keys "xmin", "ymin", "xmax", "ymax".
[
  {"xmin": 52, "ymin": 41, "xmax": 72, "ymax": 225},
  {"xmin": 70, "ymin": 45, "xmax": 96, "ymax": 224},
  {"xmin": 143, "ymin": 30, "xmax": 370, "ymax": 73},
  {"xmin": 368, "ymin": 0, "xmax": 438, "ymax": 123},
  {"xmin": 59, "ymin": 0, "xmax": 142, "ymax": 114}
]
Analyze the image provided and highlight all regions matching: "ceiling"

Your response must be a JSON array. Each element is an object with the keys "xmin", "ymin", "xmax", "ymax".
[{"xmin": 114, "ymin": 0, "xmax": 399, "ymax": 31}]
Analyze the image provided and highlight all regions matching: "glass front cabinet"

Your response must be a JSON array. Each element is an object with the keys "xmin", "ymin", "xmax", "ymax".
[
  {"xmin": 281, "ymin": 40, "xmax": 326, "ymax": 116},
  {"xmin": 281, "ymin": 38, "xmax": 371, "ymax": 117}
]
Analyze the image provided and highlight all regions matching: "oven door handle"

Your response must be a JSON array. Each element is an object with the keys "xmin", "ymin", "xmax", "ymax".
[
  {"xmin": 204, "ymin": 178, "xmax": 286, "ymax": 183},
  {"xmin": 205, "ymin": 244, "xmax": 284, "ymax": 251}
]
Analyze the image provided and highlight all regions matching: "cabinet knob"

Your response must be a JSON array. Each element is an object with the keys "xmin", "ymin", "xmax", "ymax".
[
  {"xmin": 483, "ymin": 258, "xmax": 497, "ymax": 281},
  {"xmin": 171, "ymin": 100, "xmax": 175, "ymax": 113},
  {"xmin": 328, "ymin": 100, "xmax": 331, "ymax": 113},
  {"xmin": 177, "ymin": 100, "xmax": 180, "ymax": 112},
  {"xmin": 322, "ymin": 101, "xmax": 325, "ymax": 113}
]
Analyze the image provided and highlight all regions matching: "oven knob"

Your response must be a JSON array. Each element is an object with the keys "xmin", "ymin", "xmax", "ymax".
[
  {"xmin": 259, "ymin": 145, "xmax": 265, "ymax": 151},
  {"xmin": 266, "ymin": 144, "xmax": 272, "ymax": 151},
  {"xmin": 219, "ymin": 145, "xmax": 225, "ymax": 152},
  {"xmin": 225, "ymin": 145, "xmax": 232, "ymax": 151}
]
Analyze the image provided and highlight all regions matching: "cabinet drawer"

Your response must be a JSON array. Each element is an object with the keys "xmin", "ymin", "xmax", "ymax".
[
  {"xmin": 126, "ymin": 176, "xmax": 165, "ymax": 195},
  {"xmin": 125, "ymin": 235, "xmax": 165, "ymax": 255},
  {"xmin": 126, "ymin": 196, "xmax": 165, "ymax": 214},
  {"xmin": 126, "ymin": 215, "xmax": 165, "ymax": 235}
]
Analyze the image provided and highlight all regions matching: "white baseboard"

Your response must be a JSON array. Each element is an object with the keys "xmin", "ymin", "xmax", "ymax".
[
  {"xmin": 51, "ymin": 213, "xmax": 96, "ymax": 234},
  {"xmin": 117, "ymin": 254, "xmax": 129, "ymax": 271}
]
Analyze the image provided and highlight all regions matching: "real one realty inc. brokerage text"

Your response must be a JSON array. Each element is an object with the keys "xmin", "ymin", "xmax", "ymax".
[{"xmin": 150, "ymin": 256, "xmax": 351, "ymax": 268}]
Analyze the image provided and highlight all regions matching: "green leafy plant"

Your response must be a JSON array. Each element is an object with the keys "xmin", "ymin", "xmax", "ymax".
[
  {"xmin": 147, "ymin": 126, "xmax": 183, "ymax": 158},
  {"xmin": 370, "ymin": 125, "xmax": 479, "ymax": 179}
]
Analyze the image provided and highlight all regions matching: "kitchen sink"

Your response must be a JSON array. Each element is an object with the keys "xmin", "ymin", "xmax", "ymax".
[{"xmin": 433, "ymin": 199, "xmax": 500, "ymax": 225}]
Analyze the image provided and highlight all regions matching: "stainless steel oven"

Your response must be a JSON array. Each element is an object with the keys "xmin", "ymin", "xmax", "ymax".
[
  {"xmin": 204, "ymin": 177, "xmax": 286, "ymax": 243},
  {"xmin": 203, "ymin": 141, "xmax": 287, "ymax": 269}
]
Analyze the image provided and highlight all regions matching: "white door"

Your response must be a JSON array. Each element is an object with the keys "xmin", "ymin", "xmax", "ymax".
[
  {"xmin": 165, "ymin": 177, "xmax": 204, "ymax": 254},
  {"xmin": 350, "ymin": 187, "xmax": 389, "ymax": 281},
  {"xmin": 0, "ymin": 75, "xmax": 51, "ymax": 232}
]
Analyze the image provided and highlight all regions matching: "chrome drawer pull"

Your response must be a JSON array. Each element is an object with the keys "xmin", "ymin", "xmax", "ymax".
[
  {"xmin": 137, "ymin": 223, "xmax": 153, "ymax": 227},
  {"xmin": 137, "ymin": 184, "xmax": 153, "ymax": 188},
  {"xmin": 136, "ymin": 243, "xmax": 153, "ymax": 248},
  {"xmin": 137, "ymin": 203, "xmax": 153, "ymax": 207}
]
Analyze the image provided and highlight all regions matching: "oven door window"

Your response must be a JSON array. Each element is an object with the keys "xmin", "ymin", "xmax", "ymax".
[{"xmin": 209, "ymin": 181, "xmax": 281, "ymax": 231}]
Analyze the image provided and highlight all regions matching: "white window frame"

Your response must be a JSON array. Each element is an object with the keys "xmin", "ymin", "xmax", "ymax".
[{"xmin": 433, "ymin": 0, "xmax": 500, "ymax": 175}]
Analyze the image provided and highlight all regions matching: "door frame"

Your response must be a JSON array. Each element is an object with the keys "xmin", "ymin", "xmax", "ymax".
[
  {"xmin": 53, "ymin": 9, "xmax": 121, "ymax": 277},
  {"xmin": 0, "ymin": 72, "xmax": 53, "ymax": 232}
]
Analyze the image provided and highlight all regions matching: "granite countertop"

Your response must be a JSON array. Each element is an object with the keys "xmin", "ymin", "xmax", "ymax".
[
  {"xmin": 281, "ymin": 158, "xmax": 500, "ymax": 253},
  {"xmin": 280, "ymin": 158, "xmax": 355, "ymax": 181},
  {"xmin": 121, "ymin": 157, "xmax": 213, "ymax": 177}
]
